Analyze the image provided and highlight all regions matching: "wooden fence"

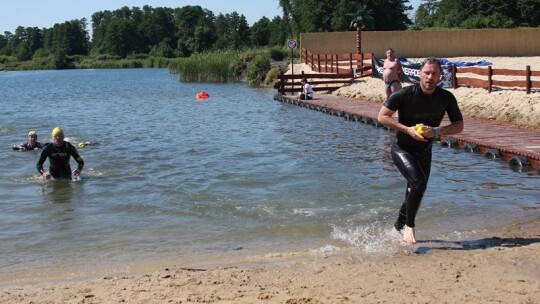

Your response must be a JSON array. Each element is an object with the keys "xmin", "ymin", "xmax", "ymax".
[
  {"xmin": 276, "ymin": 48, "xmax": 374, "ymax": 96},
  {"xmin": 452, "ymin": 65, "xmax": 540, "ymax": 94},
  {"xmin": 276, "ymin": 72, "xmax": 355, "ymax": 95},
  {"xmin": 292, "ymin": 48, "xmax": 540, "ymax": 95},
  {"xmin": 301, "ymin": 48, "xmax": 373, "ymax": 77}
]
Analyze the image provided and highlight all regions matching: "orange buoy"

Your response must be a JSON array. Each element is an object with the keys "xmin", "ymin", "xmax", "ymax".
[{"xmin": 196, "ymin": 91, "xmax": 210, "ymax": 99}]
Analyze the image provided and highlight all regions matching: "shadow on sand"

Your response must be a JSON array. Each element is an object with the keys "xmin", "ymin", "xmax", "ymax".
[{"xmin": 414, "ymin": 236, "xmax": 540, "ymax": 254}]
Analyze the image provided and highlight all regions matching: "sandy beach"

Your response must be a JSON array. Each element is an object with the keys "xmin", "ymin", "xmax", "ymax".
[
  {"xmin": 2, "ymin": 222, "xmax": 539, "ymax": 303},
  {"xmin": 2, "ymin": 57, "xmax": 539, "ymax": 303}
]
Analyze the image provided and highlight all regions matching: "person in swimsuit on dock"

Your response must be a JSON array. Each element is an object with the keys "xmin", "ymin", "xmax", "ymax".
[
  {"xmin": 377, "ymin": 58, "xmax": 464, "ymax": 244},
  {"xmin": 383, "ymin": 48, "xmax": 404, "ymax": 98},
  {"xmin": 37, "ymin": 127, "xmax": 84, "ymax": 180},
  {"xmin": 13, "ymin": 131, "xmax": 43, "ymax": 151}
]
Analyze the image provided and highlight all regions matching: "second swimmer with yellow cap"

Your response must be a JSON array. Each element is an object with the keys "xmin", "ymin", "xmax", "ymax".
[{"xmin": 37, "ymin": 127, "xmax": 84, "ymax": 179}]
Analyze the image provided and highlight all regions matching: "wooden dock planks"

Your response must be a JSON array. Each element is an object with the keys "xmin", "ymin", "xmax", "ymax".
[{"xmin": 274, "ymin": 93, "xmax": 540, "ymax": 171}]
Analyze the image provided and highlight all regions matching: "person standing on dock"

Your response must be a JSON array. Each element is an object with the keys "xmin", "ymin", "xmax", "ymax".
[
  {"xmin": 377, "ymin": 57, "xmax": 464, "ymax": 245},
  {"xmin": 383, "ymin": 48, "xmax": 404, "ymax": 98},
  {"xmin": 299, "ymin": 78, "xmax": 314, "ymax": 100}
]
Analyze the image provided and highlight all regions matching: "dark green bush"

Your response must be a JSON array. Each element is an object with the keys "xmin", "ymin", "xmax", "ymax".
[{"xmin": 246, "ymin": 54, "xmax": 271, "ymax": 87}]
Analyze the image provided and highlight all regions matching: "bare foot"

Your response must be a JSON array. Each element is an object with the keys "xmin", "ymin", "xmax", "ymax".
[
  {"xmin": 403, "ymin": 225, "xmax": 417, "ymax": 244},
  {"xmin": 391, "ymin": 227, "xmax": 406, "ymax": 245}
]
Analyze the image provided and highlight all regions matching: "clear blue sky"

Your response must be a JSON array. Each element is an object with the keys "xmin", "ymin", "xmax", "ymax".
[{"xmin": 0, "ymin": 0, "xmax": 422, "ymax": 34}]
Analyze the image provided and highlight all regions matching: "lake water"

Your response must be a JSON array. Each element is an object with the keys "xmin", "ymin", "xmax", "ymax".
[{"xmin": 1, "ymin": 68, "xmax": 539, "ymax": 284}]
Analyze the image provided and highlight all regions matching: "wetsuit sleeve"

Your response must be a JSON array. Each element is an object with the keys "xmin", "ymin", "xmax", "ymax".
[
  {"xmin": 446, "ymin": 93, "xmax": 463, "ymax": 122},
  {"xmin": 69, "ymin": 143, "xmax": 84, "ymax": 171},
  {"xmin": 36, "ymin": 146, "xmax": 49, "ymax": 174},
  {"xmin": 383, "ymin": 85, "xmax": 410, "ymax": 111}
]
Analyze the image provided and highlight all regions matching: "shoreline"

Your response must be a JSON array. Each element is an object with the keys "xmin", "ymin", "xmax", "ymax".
[{"xmin": 1, "ymin": 218, "xmax": 539, "ymax": 303}]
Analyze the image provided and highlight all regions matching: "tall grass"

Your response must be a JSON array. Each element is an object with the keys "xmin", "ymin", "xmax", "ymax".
[
  {"xmin": 75, "ymin": 57, "xmax": 170, "ymax": 69},
  {"xmin": 168, "ymin": 50, "xmax": 241, "ymax": 83}
]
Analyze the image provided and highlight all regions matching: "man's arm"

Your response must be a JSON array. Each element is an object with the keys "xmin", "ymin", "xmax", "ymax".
[
  {"xmin": 397, "ymin": 61, "xmax": 404, "ymax": 79},
  {"xmin": 377, "ymin": 106, "xmax": 426, "ymax": 142},
  {"xmin": 440, "ymin": 120, "xmax": 464, "ymax": 136}
]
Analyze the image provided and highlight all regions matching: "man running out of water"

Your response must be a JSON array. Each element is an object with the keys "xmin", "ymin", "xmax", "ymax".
[
  {"xmin": 37, "ymin": 127, "xmax": 84, "ymax": 179},
  {"xmin": 377, "ymin": 58, "xmax": 464, "ymax": 244}
]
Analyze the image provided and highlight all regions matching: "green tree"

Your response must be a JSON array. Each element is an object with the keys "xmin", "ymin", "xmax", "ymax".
[
  {"xmin": 0, "ymin": 31, "xmax": 13, "ymax": 55},
  {"xmin": 16, "ymin": 41, "xmax": 30, "ymax": 61},
  {"xmin": 8, "ymin": 26, "xmax": 44, "ymax": 59},
  {"xmin": 91, "ymin": 10, "xmax": 114, "ymax": 52},
  {"xmin": 0, "ymin": 33, "xmax": 7, "ymax": 55},
  {"xmin": 366, "ymin": 0, "xmax": 412, "ymax": 30},
  {"xmin": 517, "ymin": 0, "xmax": 540, "ymax": 26},
  {"xmin": 149, "ymin": 37, "xmax": 175, "ymax": 57},
  {"xmin": 139, "ymin": 6, "xmax": 176, "ymax": 53},
  {"xmin": 292, "ymin": 0, "xmax": 336, "ymax": 32},
  {"xmin": 279, "ymin": 0, "xmax": 412, "ymax": 33},
  {"xmin": 43, "ymin": 20, "xmax": 89, "ymax": 56},
  {"xmin": 174, "ymin": 5, "xmax": 216, "ymax": 57},
  {"xmin": 191, "ymin": 16, "xmax": 217, "ymax": 53},
  {"xmin": 214, "ymin": 12, "xmax": 251, "ymax": 50},
  {"xmin": 428, "ymin": 0, "xmax": 535, "ymax": 28},
  {"xmin": 251, "ymin": 17, "xmax": 271, "ymax": 47},
  {"xmin": 268, "ymin": 16, "xmax": 287, "ymax": 46},
  {"xmin": 414, "ymin": 0, "xmax": 439, "ymax": 27},
  {"xmin": 278, "ymin": 0, "xmax": 297, "ymax": 38},
  {"xmin": 102, "ymin": 19, "xmax": 138, "ymax": 57},
  {"xmin": 345, "ymin": 2, "xmax": 375, "ymax": 31}
]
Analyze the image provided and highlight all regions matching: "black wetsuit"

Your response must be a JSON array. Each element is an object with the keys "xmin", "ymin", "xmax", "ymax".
[
  {"xmin": 384, "ymin": 84, "xmax": 463, "ymax": 230},
  {"xmin": 37, "ymin": 142, "xmax": 84, "ymax": 179},
  {"xmin": 14, "ymin": 142, "xmax": 43, "ymax": 151}
]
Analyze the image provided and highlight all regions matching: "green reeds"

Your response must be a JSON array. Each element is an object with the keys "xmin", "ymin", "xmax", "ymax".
[
  {"xmin": 168, "ymin": 51, "xmax": 240, "ymax": 83},
  {"xmin": 75, "ymin": 57, "xmax": 169, "ymax": 69}
]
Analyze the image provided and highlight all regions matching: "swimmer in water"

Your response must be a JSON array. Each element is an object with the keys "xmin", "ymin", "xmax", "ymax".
[
  {"xmin": 13, "ymin": 131, "xmax": 43, "ymax": 151},
  {"xmin": 37, "ymin": 127, "xmax": 84, "ymax": 180}
]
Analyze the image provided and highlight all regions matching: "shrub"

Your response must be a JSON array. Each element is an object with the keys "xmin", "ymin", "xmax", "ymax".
[
  {"xmin": 246, "ymin": 54, "xmax": 271, "ymax": 87},
  {"xmin": 263, "ymin": 66, "xmax": 283, "ymax": 87},
  {"xmin": 269, "ymin": 46, "xmax": 286, "ymax": 61}
]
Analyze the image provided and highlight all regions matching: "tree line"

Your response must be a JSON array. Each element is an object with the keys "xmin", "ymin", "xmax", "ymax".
[
  {"xmin": 0, "ymin": 0, "xmax": 537, "ymax": 64},
  {"xmin": 414, "ymin": 0, "xmax": 538, "ymax": 29}
]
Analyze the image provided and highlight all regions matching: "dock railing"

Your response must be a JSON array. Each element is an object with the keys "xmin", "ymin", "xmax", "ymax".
[
  {"xmin": 293, "ymin": 48, "xmax": 540, "ymax": 94},
  {"xmin": 300, "ymin": 47, "xmax": 373, "ymax": 77},
  {"xmin": 277, "ymin": 71, "xmax": 355, "ymax": 96},
  {"xmin": 276, "ymin": 48, "xmax": 373, "ymax": 96}
]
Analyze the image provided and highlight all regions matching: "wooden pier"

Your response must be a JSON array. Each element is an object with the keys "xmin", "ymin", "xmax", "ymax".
[{"xmin": 274, "ymin": 93, "xmax": 540, "ymax": 172}]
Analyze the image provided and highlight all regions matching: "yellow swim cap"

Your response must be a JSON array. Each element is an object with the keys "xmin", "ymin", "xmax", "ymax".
[
  {"xmin": 51, "ymin": 127, "xmax": 64, "ymax": 137},
  {"xmin": 78, "ymin": 142, "xmax": 85, "ymax": 147}
]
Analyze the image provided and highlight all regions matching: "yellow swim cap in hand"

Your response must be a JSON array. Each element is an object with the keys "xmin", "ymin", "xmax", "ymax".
[
  {"xmin": 52, "ymin": 127, "xmax": 64, "ymax": 137},
  {"xmin": 416, "ymin": 123, "xmax": 424, "ymax": 136}
]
